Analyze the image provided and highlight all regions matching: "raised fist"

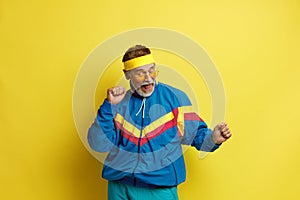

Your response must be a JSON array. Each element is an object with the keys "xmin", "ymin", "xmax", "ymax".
[
  {"xmin": 107, "ymin": 86, "xmax": 126, "ymax": 105},
  {"xmin": 212, "ymin": 122, "xmax": 232, "ymax": 145}
]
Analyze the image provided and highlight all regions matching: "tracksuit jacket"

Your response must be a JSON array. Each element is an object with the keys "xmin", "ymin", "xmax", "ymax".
[{"xmin": 88, "ymin": 82, "xmax": 220, "ymax": 188}]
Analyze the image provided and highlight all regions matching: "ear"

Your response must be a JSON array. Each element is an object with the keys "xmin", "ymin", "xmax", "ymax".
[{"xmin": 123, "ymin": 70, "xmax": 130, "ymax": 80}]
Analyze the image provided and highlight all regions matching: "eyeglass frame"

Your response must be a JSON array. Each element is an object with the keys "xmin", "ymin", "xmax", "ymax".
[{"xmin": 125, "ymin": 64, "xmax": 159, "ymax": 81}]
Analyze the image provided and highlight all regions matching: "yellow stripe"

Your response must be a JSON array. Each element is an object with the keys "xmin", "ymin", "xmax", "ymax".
[
  {"xmin": 115, "ymin": 111, "xmax": 175, "ymax": 138},
  {"xmin": 115, "ymin": 106, "xmax": 193, "ymax": 138},
  {"xmin": 143, "ymin": 111, "xmax": 174, "ymax": 135},
  {"xmin": 177, "ymin": 107, "xmax": 184, "ymax": 136},
  {"xmin": 114, "ymin": 113, "xmax": 141, "ymax": 137},
  {"xmin": 180, "ymin": 105, "xmax": 193, "ymax": 113},
  {"xmin": 177, "ymin": 106, "xmax": 193, "ymax": 136}
]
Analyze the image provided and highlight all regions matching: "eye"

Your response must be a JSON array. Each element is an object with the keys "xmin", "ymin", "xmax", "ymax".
[
  {"xmin": 150, "ymin": 70, "xmax": 158, "ymax": 75},
  {"xmin": 136, "ymin": 72, "xmax": 144, "ymax": 76}
]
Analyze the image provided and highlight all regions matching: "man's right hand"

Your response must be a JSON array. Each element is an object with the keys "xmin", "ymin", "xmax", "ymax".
[{"xmin": 107, "ymin": 86, "xmax": 126, "ymax": 105}]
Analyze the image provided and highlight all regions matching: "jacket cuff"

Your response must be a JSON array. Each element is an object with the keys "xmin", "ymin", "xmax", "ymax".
[
  {"xmin": 203, "ymin": 130, "xmax": 221, "ymax": 152},
  {"xmin": 100, "ymin": 99, "xmax": 118, "ymax": 115}
]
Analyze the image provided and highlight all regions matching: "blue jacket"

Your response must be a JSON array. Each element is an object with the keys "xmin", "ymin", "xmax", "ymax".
[{"xmin": 88, "ymin": 82, "xmax": 220, "ymax": 188}]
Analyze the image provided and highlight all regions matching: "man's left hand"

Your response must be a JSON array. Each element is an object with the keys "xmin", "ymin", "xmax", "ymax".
[{"xmin": 212, "ymin": 122, "xmax": 232, "ymax": 145}]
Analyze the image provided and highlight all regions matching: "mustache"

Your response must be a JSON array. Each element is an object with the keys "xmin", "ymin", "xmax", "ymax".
[{"xmin": 140, "ymin": 82, "xmax": 154, "ymax": 86}]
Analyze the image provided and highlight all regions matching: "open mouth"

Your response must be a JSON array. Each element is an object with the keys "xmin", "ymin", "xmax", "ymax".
[{"xmin": 141, "ymin": 83, "xmax": 154, "ymax": 91}]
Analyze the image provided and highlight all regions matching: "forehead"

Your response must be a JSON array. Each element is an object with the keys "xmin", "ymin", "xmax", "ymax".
[{"xmin": 132, "ymin": 63, "xmax": 155, "ymax": 72}]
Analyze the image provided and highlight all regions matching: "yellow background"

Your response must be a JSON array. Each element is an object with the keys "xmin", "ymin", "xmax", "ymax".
[{"xmin": 1, "ymin": 0, "xmax": 300, "ymax": 199}]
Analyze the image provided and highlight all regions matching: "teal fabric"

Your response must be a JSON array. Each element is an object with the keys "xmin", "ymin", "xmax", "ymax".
[{"xmin": 108, "ymin": 181, "xmax": 179, "ymax": 200}]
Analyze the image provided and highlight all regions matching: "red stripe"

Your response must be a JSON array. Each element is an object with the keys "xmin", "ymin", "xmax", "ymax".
[
  {"xmin": 114, "ymin": 108, "xmax": 181, "ymax": 146},
  {"xmin": 115, "ymin": 121, "xmax": 139, "ymax": 145},
  {"xmin": 184, "ymin": 112, "xmax": 203, "ymax": 121},
  {"xmin": 139, "ymin": 108, "xmax": 179, "ymax": 146},
  {"xmin": 140, "ymin": 118, "xmax": 177, "ymax": 146},
  {"xmin": 173, "ymin": 107, "xmax": 179, "ymax": 119}
]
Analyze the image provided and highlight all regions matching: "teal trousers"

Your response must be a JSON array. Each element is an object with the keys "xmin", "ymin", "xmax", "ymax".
[{"xmin": 108, "ymin": 181, "xmax": 179, "ymax": 200}]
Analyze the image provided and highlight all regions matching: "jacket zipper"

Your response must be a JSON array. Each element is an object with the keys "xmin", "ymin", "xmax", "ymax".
[{"xmin": 132, "ymin": 99, "xmax": 145, "ymax": 186}]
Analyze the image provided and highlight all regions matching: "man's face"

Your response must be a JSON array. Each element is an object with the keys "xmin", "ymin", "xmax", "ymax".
[{"xmin": 127, "ymin": 63, "xmax": 158, "ymax": 97}]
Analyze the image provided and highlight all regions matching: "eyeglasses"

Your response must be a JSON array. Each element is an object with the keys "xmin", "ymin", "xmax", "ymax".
[{"xmin": 133, "ymin": 69, "xmax": 159, "ymax": 81}]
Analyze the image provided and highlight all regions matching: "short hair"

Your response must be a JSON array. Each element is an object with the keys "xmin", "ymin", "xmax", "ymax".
[{"xmin": 122, "ymin": 45, "xmax": 151, "ymax": 62}]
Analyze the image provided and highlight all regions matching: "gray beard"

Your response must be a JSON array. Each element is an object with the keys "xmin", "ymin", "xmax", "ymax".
[
  {"xmin": 130, "ymin": 81, "xmax": 155, "ymax": 97},
  {"xmin": 136, "ymin": 87, "xmax": 155, "ymax": 97}
]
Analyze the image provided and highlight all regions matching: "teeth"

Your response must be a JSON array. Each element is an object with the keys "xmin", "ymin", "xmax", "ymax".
[{"xmin": 141, "ymin": 83, "xmax": 153, "ymax": 86}]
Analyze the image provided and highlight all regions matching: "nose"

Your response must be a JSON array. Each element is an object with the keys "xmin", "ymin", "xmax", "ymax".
[{"xmin": 144, "ymin": 72, "xmax": 152, "ymax": 81}]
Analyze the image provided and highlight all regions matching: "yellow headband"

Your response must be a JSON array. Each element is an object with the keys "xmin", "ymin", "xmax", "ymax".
[{"xmin": 123, "ymin": 54, "xmax": 155, "ymax": 71}]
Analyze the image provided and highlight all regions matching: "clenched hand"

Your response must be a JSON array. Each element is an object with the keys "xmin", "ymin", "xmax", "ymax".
[{"xmin": 107, "ymin": 86, "xmax": 126, "ymax": 105}]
